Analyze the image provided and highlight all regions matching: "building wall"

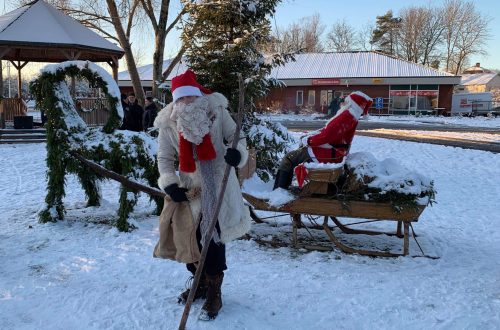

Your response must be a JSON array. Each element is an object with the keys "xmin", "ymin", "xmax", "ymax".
[
  {"xmin": 438, "ymin": 85, "xmax": 454, "ymax": 115},
  {"xmin": 257, "ymin": 85, "xmax": 390, "ymax": 113}
]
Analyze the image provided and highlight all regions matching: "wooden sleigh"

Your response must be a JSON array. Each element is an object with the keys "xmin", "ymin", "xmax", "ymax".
[{"xmin": 243, "ymin": 167, "xmax": 428, "ymax": 257}]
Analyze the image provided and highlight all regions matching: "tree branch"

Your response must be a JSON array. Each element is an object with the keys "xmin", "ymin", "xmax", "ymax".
[
  {"xmin": 126, "ymin": 0, "xmax": 141, "ymax": 39},
  {"xmin": 140, "ymin": 0, "xmax": 158, "ymax": 30}
]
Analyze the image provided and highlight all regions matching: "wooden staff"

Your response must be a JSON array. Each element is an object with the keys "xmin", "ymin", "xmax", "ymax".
[
  {"xmin": 178, "ymin": 74, "xmax": 245, "ymax": 329},
  {"xmin": 70, "ymin": 151, "xmax": 201, "ymax": 201}
]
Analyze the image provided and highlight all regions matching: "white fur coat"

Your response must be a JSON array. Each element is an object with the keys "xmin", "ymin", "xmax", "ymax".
[{"xmin": 154, "ymin": 93, "xmax": 251, "ymax": 243}]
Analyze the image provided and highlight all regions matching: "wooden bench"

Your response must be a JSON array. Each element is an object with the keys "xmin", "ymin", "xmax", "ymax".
[{"xmin": 244, "ymin": 167, "xmax": 427, "ymax": 257}]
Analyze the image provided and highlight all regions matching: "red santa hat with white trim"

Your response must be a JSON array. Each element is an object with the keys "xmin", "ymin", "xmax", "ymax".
[
  {"xmin": 344, "ymin": 91, "xmax": 373, "ymax": 118},
  {"xmin": 171, "ymin": 69, "xmax": 212, "ymax": 102}
]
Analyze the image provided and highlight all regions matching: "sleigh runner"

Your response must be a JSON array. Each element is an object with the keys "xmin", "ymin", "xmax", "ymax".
[{"xmin": 244, "ymin": 164, "xmax": 433, "ymax": 258}]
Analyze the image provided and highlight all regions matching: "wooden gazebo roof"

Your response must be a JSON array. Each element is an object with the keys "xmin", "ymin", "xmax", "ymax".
[{"xmin": 0, "ymin": 0, "xmax": 124, "ymax": 63}]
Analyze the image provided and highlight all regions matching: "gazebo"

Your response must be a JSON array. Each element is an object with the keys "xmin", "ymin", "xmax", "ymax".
[{"xmin": 0, "ymin": 0, "xmax": 124, "ymax": 127}]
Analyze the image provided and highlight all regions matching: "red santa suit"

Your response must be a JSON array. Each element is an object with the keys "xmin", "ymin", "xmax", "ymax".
[{"xmin": 306, "ymin": 91, "xmax": 373, "ymax": 163}]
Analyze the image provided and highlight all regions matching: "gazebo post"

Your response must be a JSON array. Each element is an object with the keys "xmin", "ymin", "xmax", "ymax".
[{"xmin": 10, "ymin": 60, "xmax": 29, "ymax": 98}]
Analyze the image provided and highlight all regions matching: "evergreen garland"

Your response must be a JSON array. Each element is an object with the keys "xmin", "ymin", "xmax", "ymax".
[{"xmin": 30, "ymin": 61, "xmax": 162, "ymax": 231}]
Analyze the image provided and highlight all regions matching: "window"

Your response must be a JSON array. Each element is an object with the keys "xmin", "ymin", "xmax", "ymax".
[
  {"xmin": 296, "ymin": 90, "xmax": 303, "ymax": 106},
  {"xmin": 308, "ymin": 90, "xmax": 315, "ymax": 106},
  {"xmin": 390, "ymin": 85, "xmax": 439, "ymax": 113}
]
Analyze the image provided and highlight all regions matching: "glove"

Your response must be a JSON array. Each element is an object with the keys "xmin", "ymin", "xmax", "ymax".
[
  {"xmin": 164, "ymin": 183, "xmax": 188, "ymax": 203},
  {"xmin": 224, "ymin": 148, "xmax": 241, "ymax": 167}
]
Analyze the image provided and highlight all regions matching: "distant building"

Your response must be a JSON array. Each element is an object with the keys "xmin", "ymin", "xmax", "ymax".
[
  {"xmin": 462, "ymin": 62, "xmax": 492, "ymax": 74},
  {"xmin": 458, "ymin": 73, "xmax": 500, "ymax": 94},
  {"xmin": 119, "ymin": 51, "xmax": 461, "ymax": 115},
  {"xmin": 258, "ymin": 52, "xmax": 460, "ymax": 115}
]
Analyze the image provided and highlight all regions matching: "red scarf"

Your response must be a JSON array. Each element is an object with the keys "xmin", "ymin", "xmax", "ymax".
[{"xmin": 179, "ymin": 133, "xmax": 216, "ymax": 173}]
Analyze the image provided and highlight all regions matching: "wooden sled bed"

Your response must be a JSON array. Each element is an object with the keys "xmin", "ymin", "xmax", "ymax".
[{"xmin": 243, "ymin": 168, "xmax": 429, "ymax": 258}]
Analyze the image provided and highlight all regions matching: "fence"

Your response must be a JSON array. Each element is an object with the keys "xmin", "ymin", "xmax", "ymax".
[
  {"xmin": 75, "ymin": 98, "xmax": 111, "ymax": 126},
  {"xmin": 0, "ymin": 98, "xmax": 28, "ymax": 123}
]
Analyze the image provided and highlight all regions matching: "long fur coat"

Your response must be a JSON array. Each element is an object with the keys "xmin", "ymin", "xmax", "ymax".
[{"xmin": 154, "ymin": 93, "xmax": 251, "ymax": 243}]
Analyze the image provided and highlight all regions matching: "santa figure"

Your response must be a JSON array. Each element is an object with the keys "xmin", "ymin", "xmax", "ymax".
[
  {"xmin": 154, "ymin": 69, "xmax": 251, "ymax": 320},
  {"xmin": 274, "ymin": 91, "xmax": 373, "ymax": 190}
]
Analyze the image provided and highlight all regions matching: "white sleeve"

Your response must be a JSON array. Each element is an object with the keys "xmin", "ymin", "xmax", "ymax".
[{"xmin": 157, "ymin": 127, "xmax": 180, "ymax": 190}]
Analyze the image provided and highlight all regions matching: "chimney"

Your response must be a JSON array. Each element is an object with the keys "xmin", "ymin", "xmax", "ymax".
[{"xmin": 476, "ymin": 63, "xmax": 480, "ymax": 67}]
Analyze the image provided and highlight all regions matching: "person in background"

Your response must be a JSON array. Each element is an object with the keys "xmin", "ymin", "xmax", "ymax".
[
  {"xmin": 273, "ymin": 91, "xmax": 373, "ymax": 190},
  {"xmin": 142, "ymin": 96, "xmax": 158, "ymax": 131},
  {"xmin": 120, "ymin": 92, "xmax": 144, "ymax": 132},
  {"xmin": 120, "ymin": 93, "xmax": 128, "ymax": 112},
  {"xmin": 328, "ymin": 96, "xmax": 341, "ymax": 117}
]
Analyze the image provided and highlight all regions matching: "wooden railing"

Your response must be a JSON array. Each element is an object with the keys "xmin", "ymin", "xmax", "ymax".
[
  {"xmin": 75, "ymin": 98, "xmax": 111, "ymax": 126},
  {"xmin": 0, "ymin": 98, "xmax": 28, "ymax": 122}
]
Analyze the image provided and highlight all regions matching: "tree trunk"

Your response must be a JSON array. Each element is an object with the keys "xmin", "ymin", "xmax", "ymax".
[
  {"xmin": 151, "ymin": 0, "xmax": 170, "ymax": 99},
  {"xmin": 106, "ymin": 0, "xmax": 145, "ymax": 105}
]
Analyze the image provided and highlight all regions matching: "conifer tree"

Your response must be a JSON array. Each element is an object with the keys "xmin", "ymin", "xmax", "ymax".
[
  {"xmin": 180, "ymin": 0, "xmax": 296, "ymax": 180},
  {"xmin": 180, "ymin": 0, "xmax": 291, "ymax": 110}
]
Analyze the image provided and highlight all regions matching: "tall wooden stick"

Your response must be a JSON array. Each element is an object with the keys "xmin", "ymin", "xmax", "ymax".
[{"xmin": 178, "ymin": 74, "xmax": 245, "ymax": 330}]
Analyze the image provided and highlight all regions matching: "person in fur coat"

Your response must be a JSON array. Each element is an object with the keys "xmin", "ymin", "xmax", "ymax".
[
  {"xmin": 154, "ymin": 69, "xmax": 251, "ymax": 321},
  {"xmin": 274, "ymin": 91, "xmax": 373, "ymax": 190}
]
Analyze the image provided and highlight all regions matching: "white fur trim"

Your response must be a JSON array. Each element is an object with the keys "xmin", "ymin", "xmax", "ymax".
[
  {"xmin": 307, "ymin": 147, "xmax": 318, "ymax": 162},
  {"xmin": 172, "ymin": 86, "xmax": 202, "ymax": 102},
  {"xmin": 345, "ymin": 96, "xmax": 364, "ymax": 119},
  {"xmin": 158, "ymin": 173, "xmax": 179, "ymax": 190},
  {"xmin": 236, "ymin": 139, "xmax": 249, "ymax": 169}
]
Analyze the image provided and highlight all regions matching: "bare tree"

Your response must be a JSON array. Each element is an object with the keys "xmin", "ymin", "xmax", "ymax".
[
  {"xmin": 325, "ymin": 19, "xmax": 358, "ymax": 52},
  {"xmin": 357, "ymin": 23, "xmax": 375, "ymax": 51},
  {"xmin": 443, "ymin": 0, "xmax": 490, "ymax": 74},
  {"xmin": 139, "ymin": 0, "xmax": 185, "ymax": 98},
  {"xmin": 271, "ymin": 13, "xmax": 325, "ymax": 53},
  {"xmin": 418, "ymin": 6, "xmax": 446, "ymax": 66},
  {"xmin": 302, "ymin": 14, "xmax": 325, "ymax": 52}
]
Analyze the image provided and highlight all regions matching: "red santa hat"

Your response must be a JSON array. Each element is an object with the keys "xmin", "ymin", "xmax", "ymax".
[
  {"xmin": 171, "ymin": 69, "xmax": 212, "ymax": 102},
  {"xmin": 345, "ymin": 91, "xmax": 373, "ymax": 118}
]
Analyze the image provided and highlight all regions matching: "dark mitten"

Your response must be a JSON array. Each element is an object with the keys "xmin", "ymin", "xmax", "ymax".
[
  {"xmin": 224, "ymin": 148, "xmax": 241, "ymax": 167},
  {"xmin": 164, "ymin": 183, "xmax": 188, "ymax": 202}
]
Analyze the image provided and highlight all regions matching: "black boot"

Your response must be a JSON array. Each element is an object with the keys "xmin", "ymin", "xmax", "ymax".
[
  {"xmin": 178, "ymin": 273, "xmax": 207, "ymax": 304},
  {"xmin": 273, "ymin": 170, "xmax": 293, "ymax": 190},
  {"xmin": 199, "ymin": 273, "xmax": 224, "ymax": 320}
]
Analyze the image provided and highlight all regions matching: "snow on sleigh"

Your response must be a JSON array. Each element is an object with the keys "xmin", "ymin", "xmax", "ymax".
[{"xmin": 243, "ymin": 152, "xmax": 436, "ymax": 258}]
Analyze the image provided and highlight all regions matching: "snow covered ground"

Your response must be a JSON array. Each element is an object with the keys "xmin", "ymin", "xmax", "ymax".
[
  {"xmin": 261, "ymin": 113, "xmax": 500, "ymax": 129},
  {"xmin": 1, "ymin": 135, "xmax": 500, "ymax": 329},
  {"xmin": 360, "ymin": 129, "xmax": 500, "ymax": 143}
]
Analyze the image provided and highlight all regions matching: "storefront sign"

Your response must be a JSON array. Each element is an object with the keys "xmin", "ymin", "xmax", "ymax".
[
  {"xmin": 390, "ymin": 90, "xmax": 438, "ymax": 97},
  {"xmin": 312, "ymin": 79, "xmax": 341, "ymax": 85}
]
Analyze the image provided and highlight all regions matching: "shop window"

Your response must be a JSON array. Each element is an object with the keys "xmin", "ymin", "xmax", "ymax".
[
  {"xmin": 390, "ymin": 86, "xmax": 439, "ymax": 112},
  {"xmin": 308, "ymin": 90, "xmax": 315, "ymax": 106},
  {"xmin": 296, "ymin": 90, "xmax": 303, "ymax": 106}
]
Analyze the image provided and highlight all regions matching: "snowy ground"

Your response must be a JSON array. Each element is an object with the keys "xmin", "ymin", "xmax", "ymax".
[
  {"xmin": 261, "ymin": 113, "xmax": 500, "ymax": 129},
  {"xmin": 1, "ymin": 136, "xmax": 500, "ymax": 329},
  {"xmin": 359, "ymin": 129, "xmax": 500, "ymax": 143}
]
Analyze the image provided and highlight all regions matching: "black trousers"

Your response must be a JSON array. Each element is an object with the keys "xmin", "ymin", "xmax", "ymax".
[
  {"xmin": 278, "ymin": 146, "xmax": 312, "ymax": 173},
  {"xmin": 186, "ymin": 221, "xmax": 227, "ymax": 276}
]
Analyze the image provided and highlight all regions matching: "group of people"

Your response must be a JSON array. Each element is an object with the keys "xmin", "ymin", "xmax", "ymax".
[
  {"xmin": 120, "ymin": 92, "xmax": 158, "ymax": 132},
  {"xmin": 152, "ymin": 69, "xmax": 373, "ymax": 322}
]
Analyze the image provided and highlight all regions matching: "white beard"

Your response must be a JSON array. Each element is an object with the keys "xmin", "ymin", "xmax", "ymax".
[{"xmin": 171, "ymin": 96, "xmax": 214, "ymax": 145}]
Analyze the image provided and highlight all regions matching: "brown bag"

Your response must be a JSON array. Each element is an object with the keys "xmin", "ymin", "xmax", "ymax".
[{"xmin": 153, "ymin": 199, "xmax": 200, "ymax": 264}]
